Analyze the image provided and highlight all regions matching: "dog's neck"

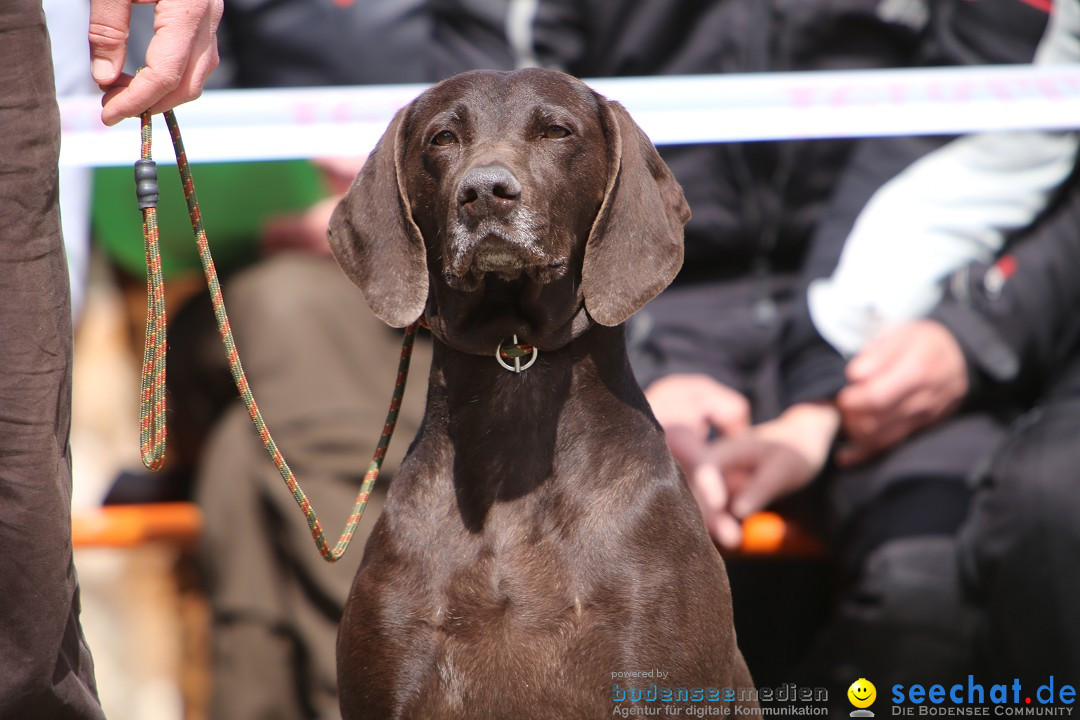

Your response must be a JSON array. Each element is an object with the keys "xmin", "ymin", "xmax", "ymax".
[
  {"xmin": 422, "ymin": 322, "xmax": 656, "ymax": 532},
  {"xmin": 422, "ymin": 301, "xmax": 593, "ymax": 358}
]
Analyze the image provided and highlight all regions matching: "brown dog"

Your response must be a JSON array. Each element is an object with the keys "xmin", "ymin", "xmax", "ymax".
[{"xmin": 329, "ymin": 68, "xmax": 754, "ymax": 719}]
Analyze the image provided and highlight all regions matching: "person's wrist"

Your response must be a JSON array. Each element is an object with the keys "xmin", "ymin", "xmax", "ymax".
[{"xmin": 762, "ymin": 401, "xmax": 840, "ymax": 468}]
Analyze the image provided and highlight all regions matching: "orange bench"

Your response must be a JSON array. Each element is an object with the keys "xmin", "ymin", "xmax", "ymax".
[
  {"xmin": 72, "ymin": 502, "xmax": 203, "ymax": 550},
  {"xmin": 71, "ymin": 503, "xmax": 820, "ymax": 556}
]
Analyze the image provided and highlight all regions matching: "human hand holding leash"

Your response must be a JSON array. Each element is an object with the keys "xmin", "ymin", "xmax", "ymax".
[
  {"xmin": 90, "ymin": 0, "xmax": 223, "ymax": 126},
  {"xmin": 690, "ymin": 402, "xmax": 839, "ymax": 548},
  {"xmin": 836, "ymin": 320, "xmax": 969, "ymax": 465}
]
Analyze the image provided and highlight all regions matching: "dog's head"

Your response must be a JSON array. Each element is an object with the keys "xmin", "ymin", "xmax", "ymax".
[{"xmin": 330, "ymin": 68, "xmax": 689, "ymax": 353}]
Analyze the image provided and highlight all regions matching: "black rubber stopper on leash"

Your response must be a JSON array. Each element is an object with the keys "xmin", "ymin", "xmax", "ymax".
[{"xmin": 134, "ymin": 159, "xmax": 159, "ymax": 210}]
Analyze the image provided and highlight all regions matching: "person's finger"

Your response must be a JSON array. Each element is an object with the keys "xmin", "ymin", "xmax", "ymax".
[
  {"xmin": 102, "ymin": 48, "xmax": 191, "ymax": 124},
  {"xmin": 100, "ymin": 0, "xmax": 221, "ymax": 125},
  {"xmin": 711, "ymin": 512, "xmax": 744, "ymax": 550},
  {"xmin": 89, "ymin": 0, "xmax": 133, "ymax": 87},
  {"xmin": 645, "ymin": 375, "xmax": 751, "ymax": 446},
  {"xmin": 149, "ymin": 33, "xmax": 219, "ymax": 113},
  {"xmin": 689, "ymin": 462, "xmax": 729, "ymax": 521},
  {"xmin": 836, "ymin": 361, "xmax": 908, "ymax": 415},
  {"xmin": 844, "ymin": 348, "xmax": 883, "ymax": 384},
  {"xmin": 665, "ymin": 426, "xmax": 707, "ymax": 475},
  {"xmin": 845, "ymin": 329, "xmax": 905, "ymax": 384},
  {"xmin": 699, "ymin": 438, "xmax": 769, "ymax": 516},
  {"xmin": 689, "ymin": 461, "xmax": 746, "ymax": 549},
  {"xmin": 703, "ymin": 394, "xmax": 751, "ymax": 437},
  {"xmin": 700, "ymin": 435, "xmax": 762, "ymax": 473},
  {"xmin": 838, "ymin": 385, "xmax": 887, "ymax": 442},
  {"xmin": 728, "ymin": 459, "xmax": 783, "ymax": 519},
  {"xmin": 837, "ymin": 376, "xmax": 890, "ymax": 413},
  {"xmin": 842, "ymin": 386, "xmax": 928, "ymax": 448},
  {"xmin": 729, "ymin": 476, "xmax": 774, "ymax": 519},
  {"xmin": 729, "ymin": 445, "xmax": 815, "ymax": 519}
]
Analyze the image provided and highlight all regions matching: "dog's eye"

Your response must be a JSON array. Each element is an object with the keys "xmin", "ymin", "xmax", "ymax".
[
  {"xmin": 542, "ymin": 125, "xmax": 571, "ymax": 140},
  {"xmin": 431, "ymin": 130, "xmax": 458, "ymax": 146}
]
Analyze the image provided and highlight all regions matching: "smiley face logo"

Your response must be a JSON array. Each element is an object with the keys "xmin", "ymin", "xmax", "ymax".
[{"xmin": 848, "ymin": 678, "xmax": 876, "ymax": 713}]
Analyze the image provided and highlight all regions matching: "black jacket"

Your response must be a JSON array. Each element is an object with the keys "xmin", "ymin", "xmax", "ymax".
[
  {"xmin": 214, "ymin": 0, "xmax": 433, "ymax": 87},
  {"xmin": 931, "ymin": 170, "xmax": 1080, "ymax": 405},
  {"xmin": 780, "ymin": 0, "xmax": 1052, "ymax": 407}
]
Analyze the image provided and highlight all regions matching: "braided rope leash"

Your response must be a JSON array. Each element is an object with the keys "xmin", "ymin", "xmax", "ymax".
[
  {"xmin": 136, "ymin": 120, "xmax": 167, "ymax": 470},
  {"xmin": 135, "ymin": 109, "xmax": 418, "ymax": 562}
]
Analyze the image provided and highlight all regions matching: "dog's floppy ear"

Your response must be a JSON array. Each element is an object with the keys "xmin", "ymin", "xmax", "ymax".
[
  {"xmin": 582, "ymin": 98, "xmax": 689, "ymax": 327},
  {"xmin": 329, "ymin": 107, "xmax": 428, "ymax": 328}
]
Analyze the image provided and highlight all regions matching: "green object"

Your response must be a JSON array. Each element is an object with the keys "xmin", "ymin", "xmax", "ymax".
[{"xmin": 93, "ymin": 160, "xmax": 327, "ymax": 280}]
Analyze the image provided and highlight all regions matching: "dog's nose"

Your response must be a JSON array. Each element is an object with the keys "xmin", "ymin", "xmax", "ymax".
[{"xmin": 458, "ymin": 164, "xmax": 521, "ymax": 218}]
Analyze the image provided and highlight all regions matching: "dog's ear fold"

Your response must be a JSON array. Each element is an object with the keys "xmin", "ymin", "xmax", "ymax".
[
  {"xmin": 329, "ymin": 107, "xmax": 428, "ymax": 328},
  {"xmin": 582, "ymin": 98, "xmax": 689, "ymax": 327}
]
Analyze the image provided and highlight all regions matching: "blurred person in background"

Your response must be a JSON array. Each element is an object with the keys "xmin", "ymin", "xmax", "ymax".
[
  {"xmin": 0, "ymin": 0, "xmax": 220, "ymax": 717},
  {"xmin": 697, "ymin": 0, "xmax": 1080, "ymax": 688}
]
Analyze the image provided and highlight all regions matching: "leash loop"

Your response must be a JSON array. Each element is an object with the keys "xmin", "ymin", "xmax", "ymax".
[
  {"xmin": 136, "ymin": 109, "xmax": 416, "ymax": 562},
  {"xmin": 137, "ymin": 116, "xmax": 167, "ymax": 471}
]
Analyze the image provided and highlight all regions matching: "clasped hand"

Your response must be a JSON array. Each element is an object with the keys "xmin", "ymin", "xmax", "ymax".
[{"xmin": 649, "ymin": 320, "xmax": 969, "ymax": 548}]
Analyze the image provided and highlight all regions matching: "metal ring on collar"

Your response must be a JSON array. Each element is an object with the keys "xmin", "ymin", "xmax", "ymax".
[{"xmin": 495, "ymin": 335, "xmax": 538, "ymax": 373}]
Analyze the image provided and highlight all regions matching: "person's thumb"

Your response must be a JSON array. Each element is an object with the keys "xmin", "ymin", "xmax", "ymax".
[
  {"xmin": 729, "ymin": 476, "xmax": 774, "ymax": 520},
  {"xmin": 89, "ymin": 0, "xmax": 133, "ymax": 86},
  {"xmin": 846, "ymin": 327, "xmax": 908, "ymax": 383},
  {"xmin": 729, "ymin": 446, "xmax": 813, "ymax": 519}
]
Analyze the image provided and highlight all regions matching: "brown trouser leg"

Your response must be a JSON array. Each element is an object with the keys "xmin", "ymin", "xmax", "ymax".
[{"xmin": 0, "ymin": 1, "xmax": 103, "ymax": 717}]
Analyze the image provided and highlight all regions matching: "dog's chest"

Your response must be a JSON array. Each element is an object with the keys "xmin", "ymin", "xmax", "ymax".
[
  {"xmin": 355, "ymin": 497, "xmax": 624, "ymax": 715},
  {"xmin": 410, "ymin": 541, "xmax": 617, "ymax": 716}
]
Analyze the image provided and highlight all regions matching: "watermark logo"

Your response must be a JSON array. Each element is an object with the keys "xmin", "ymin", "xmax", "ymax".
[
  {"xmin": 609, "ymin": 672, "xmax": 829, "ymax": 716},
  {"xmin": 849, "ymin": 678, "xmax": 877, "ymax": 717},
  {"xmin": 890, "ymin": 676, "xmax": 1076, "ymax": 715}
]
